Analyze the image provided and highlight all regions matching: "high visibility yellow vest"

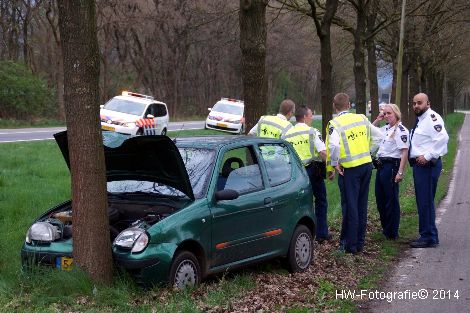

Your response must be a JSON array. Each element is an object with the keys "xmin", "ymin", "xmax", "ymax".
[
  {"xmin": 326, "ymin": 113, "xmax": 372, "ymax": 168},
  {"xmin": 257, "ymin": 115, "xmax": 292, "ymax": 139},
  {"xmin": 284, "ymin": 123, "xmax": 321, "ymax": 165}
]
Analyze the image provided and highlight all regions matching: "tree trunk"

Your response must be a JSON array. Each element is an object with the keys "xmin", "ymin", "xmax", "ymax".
[
  {"xmin": 57, "ymin": 0, "xmax": 113, "ymax": 284},
  {"xmin": 352, "ymin": 1, "xmax": 367, "ymax": 115},
  {"xmin": 239, "ymin": 0, "xmax": 268, "ymax": 134},
  {"xmin": 399, "ymin": 53, "xmax": 410, "ymax": 128},
  {"xmin": 446, "ymin": 80, "xmax": 455, "ymax": 114},
  {"xmin": 390, "ymin": 60, "xmax": 397, "ymax": 103},
  {"xmin": 408, "ymin": 54, "xmax": 419, "ymax": 105},
  {"xmin": 308, "ymin": 0, "xmax": 339, "ymax": 138},
  {"xmin": 366, "ymin": 0, "xmax": 379, "ymax": 119}
]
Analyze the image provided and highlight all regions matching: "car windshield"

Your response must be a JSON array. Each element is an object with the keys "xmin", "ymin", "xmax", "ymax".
[
  {"xmin": 103, "ymin": 98, "xmax": 147, "ymax": 116},
  {"xmin": 107, "ymin": 147, "xmax": 215, "ymax": 199},
  {"xmin": 212, "ymin": 102, "xmax": 243, "ymax": 116}
]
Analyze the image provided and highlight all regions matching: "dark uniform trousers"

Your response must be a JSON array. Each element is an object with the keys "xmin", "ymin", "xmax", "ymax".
[
  {"xmin": 375, "ymin": 160, "xmax": 400, "ymax": 239},
  {"xmin": 306, "ymin": 166, "xmax": 328, "ymax": 238},
  {"xmin": 412, "ymin": 158, "xmax": 442, "ymax": 244},
  {"xmin": 338, "ymin": 162, "xmax": 372, "ymax": 253}
]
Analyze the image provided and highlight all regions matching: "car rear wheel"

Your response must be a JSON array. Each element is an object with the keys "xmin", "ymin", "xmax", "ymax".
[
  {"xmin": 169, "ymin": 250, "xmax": 201, "ymax": 289},
  {"xmin": 286, "ymin": 224, "xmax": 313, "ymax": 273}
]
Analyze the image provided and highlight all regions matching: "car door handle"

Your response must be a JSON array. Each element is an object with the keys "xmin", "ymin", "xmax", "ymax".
[{"xmin": 264, "ymin": 197, "xmax": 272, "ymax": 205}]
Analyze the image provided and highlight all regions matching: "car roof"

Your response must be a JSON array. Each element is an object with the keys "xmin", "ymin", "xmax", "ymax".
[
  {"xmin": 173, "ymin": 136, "xmax": 284, "ymax": 149},
  {"xmin": 216, "ymin": 100, "xmax": 244, "ymax": 107},
  {"xmin": 114, "ymin": 95, "xmax": 166, "ymax": 106}
]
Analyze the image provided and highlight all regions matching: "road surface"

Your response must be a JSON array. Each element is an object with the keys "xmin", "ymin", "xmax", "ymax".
[
  {"xmin": 0, "ymin": 121, "xmax": 206, "ymax": 143},
  {"xmin": 365, "ymin": 113, "xmax": 470, "ymax": 312}
]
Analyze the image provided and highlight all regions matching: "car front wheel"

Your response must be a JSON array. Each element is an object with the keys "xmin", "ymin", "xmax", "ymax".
[
  {"xmin": 169, "ymin": 250, "xmax": 201, "ymax": 289},
  {"xmin": 286, "ymin": 224, "xmax": 313, "ymax": 273}
]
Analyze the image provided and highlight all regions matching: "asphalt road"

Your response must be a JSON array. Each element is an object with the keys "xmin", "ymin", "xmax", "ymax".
[
  {"xmin": 0, "ymin": 121, "xmax": 206, "ymax": 143},
  {"xmin": 365, "ymin": 113, "xmax": 470, "ymax": 312}
]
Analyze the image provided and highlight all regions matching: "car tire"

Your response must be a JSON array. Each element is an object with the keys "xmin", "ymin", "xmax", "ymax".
[
  {"xmin": 161, "ymin": 128, "xmax": 167, "ymax": 136},
  {"xmin": 169, "ymin": 250, "xmax": 201, "ymax": 289},
  {"xmin": 286, "ymin": 224, "xmax": 313, "ymax": 273}
]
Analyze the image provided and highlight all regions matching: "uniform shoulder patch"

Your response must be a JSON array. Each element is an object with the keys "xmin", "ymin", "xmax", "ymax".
[
  {"xmin": 398, "ymin": 124, "xmax": 405, "ymax": 132},
  {"xmin": 318, "ymin": 133, "xmax": 323, "ymax": 142},
  {"xmin": 431, "ymin": 114, "xmax": 437, "ymax": 122},
  {"xmin": 434, "ymin": 124, "xmax": 442, "ymax": 132},
  {"xmin": 328, "ymin": 127, "xmax": 334, "ymax": 135},
  {"xmin": 401, "ymin": 135, "xmax": 408, "ymax": 143}
]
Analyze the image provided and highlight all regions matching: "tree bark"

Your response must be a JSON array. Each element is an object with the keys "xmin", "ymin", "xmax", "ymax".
[
  {"xmin": 239, "ymin": 0, "xmax": 268, "ymax": 133},
  {"xmin": 366, "ymin": 3, "xmax": 379, "ymax": 119},
  {"xmin": 308, "ymin": 0, "xmax": 339, "ymax": 139},
  {"xmin": 352, "ymin": 0, "xmax": 367, "ymax": 115},
  {"xmin": 57, "ymin": 0, "xmax": 113, "ymax": 284},
  {"xmin": 446, "ymin": 80, "xmax": 455, "ymax": 114}
]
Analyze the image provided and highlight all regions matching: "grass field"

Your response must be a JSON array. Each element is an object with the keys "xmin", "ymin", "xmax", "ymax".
[{"xmin": 0, "ymin": 114, "xmax": 464, "ymax": 312}]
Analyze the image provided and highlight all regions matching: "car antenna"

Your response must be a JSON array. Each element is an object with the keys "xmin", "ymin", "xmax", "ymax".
[{"xmin": 173, "ymin": 123, "xmax": 185, "ymax": 143}]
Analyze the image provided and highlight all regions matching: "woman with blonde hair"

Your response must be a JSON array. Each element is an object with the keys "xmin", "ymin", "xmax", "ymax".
[{"xmin": 372, "ymin": 103, "xmax": 409, "ymax": 239}]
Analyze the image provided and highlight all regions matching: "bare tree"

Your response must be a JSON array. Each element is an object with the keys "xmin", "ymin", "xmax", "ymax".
[{"xmin": 57, "ymin": 0, "xmax": 113, "ymax": 284}]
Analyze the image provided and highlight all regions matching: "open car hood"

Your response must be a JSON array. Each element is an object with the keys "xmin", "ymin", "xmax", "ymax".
[{"xmin": 54, "ymin": 131, "xmax": 194, "ymax": 200}]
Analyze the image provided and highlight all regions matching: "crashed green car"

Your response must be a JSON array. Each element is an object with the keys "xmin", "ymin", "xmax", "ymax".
[{"xmin": 21, "ymin": 132, "xmax": 316, "ymax": 288}]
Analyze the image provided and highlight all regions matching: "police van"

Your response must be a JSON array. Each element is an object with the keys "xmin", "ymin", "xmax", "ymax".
[
  {"xmin": 205, "ymin": 98, "xmax": 245, "ymax": 134},
  {"xmin": 100, "ymin": 91, "xmax": 169, "ymax": 136}
]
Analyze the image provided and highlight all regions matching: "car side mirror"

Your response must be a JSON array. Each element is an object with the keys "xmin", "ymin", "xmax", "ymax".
[
  {"xmin": 100, "ymin": 105, "xmax": 104, "ymax": 109},
  {"xmin": 215, "ymin": 189, "xmax": 239, "ymax": 201},
  {"xmin": 146, "ymin": 114, "xmax": 155, "ymax": 118},
  {"xmin": 208, "ymin": 108, "xmax": 212, "ymax": 111}
]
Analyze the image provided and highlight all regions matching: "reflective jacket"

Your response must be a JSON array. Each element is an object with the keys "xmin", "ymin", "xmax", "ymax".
[
  {"xmin": 257, "ymin": 115, "xmax": 292, "ymax": 139},
  {"xmin": 326, "ymin": 113, "xmax": 372, "ymax": 168},
  {"xmin": 284, "ymin": 123, "xmax": 321, "ymax": 165}
]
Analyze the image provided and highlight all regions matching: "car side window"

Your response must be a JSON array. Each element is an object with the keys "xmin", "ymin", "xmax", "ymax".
[
  {"xmin": 217, "ymin": 146, "xmax": 263, "ymax": 194},
  {"xmin": 144, "ymin": 104, "xmax": 154, "ymax": 117},
  {"xmin": 155, "ymin": 103, "xmax": 167, "ymax": 117},
  {"xmin": 259, "ymin": 144, "xmax": 292, "ymax": 187}
]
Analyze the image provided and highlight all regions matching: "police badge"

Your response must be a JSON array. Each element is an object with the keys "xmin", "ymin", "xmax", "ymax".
[
  {"xmin": 434, "ymin": 124, "xmax": 442, "ymax": 132},
  {"xmin": 401, "ymin": 135, "xmax": 408, "ymax": 143}
]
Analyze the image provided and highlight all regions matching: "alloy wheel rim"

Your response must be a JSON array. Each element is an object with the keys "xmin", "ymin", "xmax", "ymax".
[
  {"xmin": 174, "ymin": 260, "xmax": 197, "ymax": 289},
  {"xmin": 295, "ymin": 233, "xmax": 311, "ymax": 268}
]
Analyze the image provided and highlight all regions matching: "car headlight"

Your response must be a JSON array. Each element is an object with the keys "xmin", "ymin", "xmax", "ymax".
[
  {"xmin": 26, "ymin": 222, "xmax": 60, "ymax": 243},
  {"xmin": 208, "ymin": 116, "xmax": 217, "ymax": 120},
  {"xmin": 227, "ymin": 119, "xmax": 241, "ymax": 124},
  {"xmin": 113, "ymin": 227, "xmax": 149, "ymax": 253}
]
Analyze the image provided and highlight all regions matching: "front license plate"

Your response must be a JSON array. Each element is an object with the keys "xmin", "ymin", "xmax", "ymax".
[
  {"xmin": 102, "ymin": 125, "xmax": 115, "ymax": 131},
  {"xmin": 56, "ymin": 256, "xmax": 73, "ymax": 271},
  {"xmin": 217, "ymin": 122, "xmax": 227, "ymax": 128}
]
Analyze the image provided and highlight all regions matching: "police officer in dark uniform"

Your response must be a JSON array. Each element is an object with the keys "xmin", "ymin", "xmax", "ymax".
[
  {"xmin": 284, "ymin": 105, "xmax": 330, "ymax": 242},
  {"xmin": 408, "ymin": 93, "xmax": 449, "ymax": 248},
  {"xmin": 372, "ymin": 103, "xmax": 409, "ymax": 240}
]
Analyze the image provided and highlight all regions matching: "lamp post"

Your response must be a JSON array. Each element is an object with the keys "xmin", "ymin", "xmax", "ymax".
[{"xmin": 395, "ymin": 0, "xmax": 406, "ymax": 107}]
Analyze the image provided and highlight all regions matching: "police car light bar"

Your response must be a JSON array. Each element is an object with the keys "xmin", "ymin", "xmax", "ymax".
[{"xmin": 122, "ymin": 91, "xmax": 154, "ymax": 100}]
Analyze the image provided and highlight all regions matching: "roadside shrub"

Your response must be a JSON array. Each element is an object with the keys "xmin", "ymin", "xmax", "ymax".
[{"xmin": 0, "ymin": 60, "xmax": 56, "ymax": 120}]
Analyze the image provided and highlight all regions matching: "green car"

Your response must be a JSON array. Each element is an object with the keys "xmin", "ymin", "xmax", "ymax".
[{"xmin": 21, "ymin": 131, "xmax": 315, "ymax": 288}]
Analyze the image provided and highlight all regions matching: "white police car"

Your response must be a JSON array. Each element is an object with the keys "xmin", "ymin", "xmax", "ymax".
[
  {"xmin": 100, "ymin": 91, "xmax": 169, "ymax": 135},
  {"xmin": 205, "ymin": 98, "xmax": 245, "ymax": 134}
]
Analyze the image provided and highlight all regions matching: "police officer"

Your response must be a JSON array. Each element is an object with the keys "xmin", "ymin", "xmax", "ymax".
[
  {"xmin": 408, "ymin": 93, "xmax": 449, "ymax": 248},
  {"xmin": 248, "ymin": 99, "xmax": 294, "ymax": 138},
  {"xmin": 326, "ymin": 93, "xmax": 382, "ymax": 254},
  {"xmin": 372, "ymin": 103, "xmax": 409, "ymax": 240},
  {"xmin": 284, "ymin": 105, "xmax": 331, "ymax": 243}
]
